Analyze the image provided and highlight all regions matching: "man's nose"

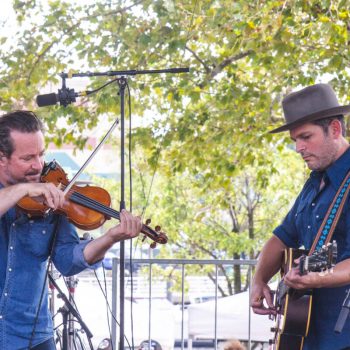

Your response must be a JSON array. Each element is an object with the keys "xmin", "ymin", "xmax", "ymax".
[
  {"xmin": 31, "ymin": 156, "xmax": 44, "ymax": 170},
  {"xmin": 295, "ymin": 140, "xmax": 305, "ymax": 153}
]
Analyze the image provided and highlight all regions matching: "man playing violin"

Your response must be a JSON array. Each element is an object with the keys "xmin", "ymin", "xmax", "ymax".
[{"xmin": 0, "ymin": 110, "xmax": 142, "ymax": 350}]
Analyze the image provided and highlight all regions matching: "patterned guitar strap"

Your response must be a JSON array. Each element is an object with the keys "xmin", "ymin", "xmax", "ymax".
[{"xmin": 309, "ymin": 170, "xmax": 350, "ymax": 255}]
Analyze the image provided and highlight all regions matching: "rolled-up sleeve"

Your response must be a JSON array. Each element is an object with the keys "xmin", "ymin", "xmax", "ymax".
[
  {"xmin": 72, "ymin": 239, "xmax": 102, "ymax": 270},
  {"xmin": 52, "ymin": 216, "xmax": 101, "ymax": 276}
]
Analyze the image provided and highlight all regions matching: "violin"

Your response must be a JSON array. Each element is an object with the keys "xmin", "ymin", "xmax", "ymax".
[{"xmin": 16, "ymin": 161, "xmax": 168, "ymax": 247}]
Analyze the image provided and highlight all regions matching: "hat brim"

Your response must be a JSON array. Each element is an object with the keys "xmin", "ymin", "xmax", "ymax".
[{"xmin": 269, "ymin": 105, "xmax": 350, "ymax": 133}]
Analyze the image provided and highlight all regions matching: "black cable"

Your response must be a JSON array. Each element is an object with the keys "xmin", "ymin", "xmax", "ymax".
[
  {"xmin": 88, "ymin": 77, "xmax": 121, "ymax": 95},
  {"xmin": 28, "ymin": 214, "xmax": 61, "ymax": 349},
  {"xmin": 93, "ymin": 269, "xmax": 132, "ymax": 349},
  {"xmin": 102, "ymin": 264, "xmax": 113, "ymax": 350}
]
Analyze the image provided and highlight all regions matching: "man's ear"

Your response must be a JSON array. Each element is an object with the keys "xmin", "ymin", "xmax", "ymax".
[
  {"xmin": 329, "ymin": 119, "xmax": 342, "ymax": 138},
  {"xmin": 0, "ymin": 152, "xmax": 6, "ymax": 165}
]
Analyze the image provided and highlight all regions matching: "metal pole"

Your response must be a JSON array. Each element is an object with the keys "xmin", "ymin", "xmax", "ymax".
[{"xmin": 118, "ymin": 77, "xmax": 127, "ymax": 350}]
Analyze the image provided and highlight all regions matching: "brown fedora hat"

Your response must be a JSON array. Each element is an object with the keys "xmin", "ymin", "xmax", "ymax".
[{"xmin": 269, "ymin": 83, "xmax": 350, "ymax": 133}]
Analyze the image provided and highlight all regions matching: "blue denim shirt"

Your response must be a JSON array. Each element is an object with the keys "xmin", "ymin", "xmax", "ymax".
[
  {"xmin": 0, "ymin": 190, "xmax": 98, "ymax": 350},
  {"xmin": 274, "ymin": 148, "xmax": 350, "ymax": 350}
]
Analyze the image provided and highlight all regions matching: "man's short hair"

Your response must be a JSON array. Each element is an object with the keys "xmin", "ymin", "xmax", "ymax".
[
  {"xmin": 312, "ymin": 115, "xmax": 346, "ymax": 136},
  {"xmin": 0, "ymin": 110, "xmax": 44, "ymax": 158}
]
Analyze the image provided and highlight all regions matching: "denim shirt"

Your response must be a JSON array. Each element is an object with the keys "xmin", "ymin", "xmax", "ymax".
[
  {"xmin": 0, "ymin": 188, "xmax": 98, "ymax": 350},
  {"xmin": 274, "ymin": 148, "xmax": 350, "ymax": 350}
]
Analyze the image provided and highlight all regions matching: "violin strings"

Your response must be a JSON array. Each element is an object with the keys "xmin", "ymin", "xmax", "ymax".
[
  {"xmin": 69, "ymin": 190, "xmax": 120, "ymax": 219},
  {"xmin": 69, "ymin": 191, "xmax": 161, "ymax": 240},
  {"xmin": 58, "ymin": 182, "xmax": 120, "ymax": 219},
  {"xmin": 58, "ymin": 184, "xmax": 160, "ymax": 240}
]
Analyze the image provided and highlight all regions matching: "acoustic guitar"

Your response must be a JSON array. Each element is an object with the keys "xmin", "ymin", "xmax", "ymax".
[{"xmin": 269, "ymin": 241, "xmax": 337, "ymax": 350}]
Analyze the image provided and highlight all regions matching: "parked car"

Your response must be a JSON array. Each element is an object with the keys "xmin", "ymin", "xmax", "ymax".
[{"xmin": 102, "ymin": 248, "xmax": 141, "ymax": 273}]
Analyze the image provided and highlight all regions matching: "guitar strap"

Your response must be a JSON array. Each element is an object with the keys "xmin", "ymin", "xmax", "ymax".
[{"xmin": 309, "ymin": 169, "xmax": 350, "ymax": 255}]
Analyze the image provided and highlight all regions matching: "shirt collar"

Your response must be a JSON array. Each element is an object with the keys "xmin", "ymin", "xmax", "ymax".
[{"xmin": 314, "ymin": 147, "xmax": 350, "ymax": 189}]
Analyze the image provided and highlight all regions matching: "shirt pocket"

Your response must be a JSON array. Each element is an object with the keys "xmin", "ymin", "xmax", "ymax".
[
  {"xmin": 18, "ymin": 221, "xmax": 54, "ymax": 261},
  {"xmin": 294, "ymin": 201, "xmax": 307, "ymax": 228},
  {"xmin": 293, "ymin": 201, "xmax": 309, "ymax": 247}
]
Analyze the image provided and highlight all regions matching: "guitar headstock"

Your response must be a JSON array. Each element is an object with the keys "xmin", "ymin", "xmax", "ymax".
[{"xmin": 299, "ymin": 241, "xmax": 337, "ymax": 275}]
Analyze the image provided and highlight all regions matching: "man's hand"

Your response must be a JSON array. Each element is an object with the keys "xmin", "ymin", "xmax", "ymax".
[
  {"xmin": 24, "ymin": 182, "xmax": 66, "ymax": 210},
  {"xmin": 106, "ymin": 209, "xmax": 142, "ymax": 242},
  {"xmin": 83, "ymin": 209, "xmax": 143, "ymax": 264},
  {"xmin": 250, "ymin": 281, "xmax": 276, "ymax": 316},
  {"xmin": 283, "ymin": 267, "xmax": 321, "ymax": 290}
]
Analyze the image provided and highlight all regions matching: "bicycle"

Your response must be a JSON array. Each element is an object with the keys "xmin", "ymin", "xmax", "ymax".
[{"xmin": 49, "ymin": 272, "xmax": 93, "ymax": 350}]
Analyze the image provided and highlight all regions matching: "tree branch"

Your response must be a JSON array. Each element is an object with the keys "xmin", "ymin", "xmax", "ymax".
[
  {"xmin": 199, "ymin": 50, "xmax": 254, "ymax": 88},
  {"xmin": 210, "ymin": 50, "xmax": 254, "ymax": 80},
  {"xmin": 185, "ymin": 45, "xmax": 211, "ymax": 73}
]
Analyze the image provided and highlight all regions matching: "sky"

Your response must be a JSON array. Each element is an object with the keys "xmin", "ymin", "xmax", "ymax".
[{"xmin": 1, "ymin": 0, "xmax": 15, "ymax": 31}]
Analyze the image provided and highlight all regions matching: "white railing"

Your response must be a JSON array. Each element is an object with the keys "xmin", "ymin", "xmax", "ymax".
[{"xmin": 110, "ymin": 258, "xmax": 270, "ymax": 350}]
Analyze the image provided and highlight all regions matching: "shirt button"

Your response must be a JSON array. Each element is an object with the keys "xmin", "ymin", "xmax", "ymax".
[
  {"xmin": 312, "ymin": 203, "xmax": 315, "ymax": 206},
  {"xmin": 0, "ymin": 315, "xmax": 2, "ymax": 319},
  {"xmin": 12, "ymin": 223, "xmax": 15, "ymax": 227},
  {"xmin": 4, "ymin": 293, "xmax": 7, "ymax": 297},
  {"xmin": 308, "ymin": 225, "xmax": 311, "ymax": 229},
  {"xmin": 316, "ymin": 215, "xmax": 319, "ymax": 219},
  {"xmin": 9, "ymin": 246, "xmax": 13, "ymax": 250},
  {"xmin": 42, "ymin": 230, "xmax": 46, "ymax": 234},
  {"xmin": 8, "ymin": 268, "xmax": 12, "ymax": 272}
]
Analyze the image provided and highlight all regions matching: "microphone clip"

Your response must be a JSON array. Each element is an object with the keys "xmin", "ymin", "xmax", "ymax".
[{"xmin": 58, "ymin": 87, "xmax": 77, "ymax": 107}]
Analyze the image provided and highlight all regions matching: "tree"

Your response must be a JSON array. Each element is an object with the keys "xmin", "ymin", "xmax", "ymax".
[{"xmin": 1, "ymin": 0, "xmax": 348, "ymax": 293}]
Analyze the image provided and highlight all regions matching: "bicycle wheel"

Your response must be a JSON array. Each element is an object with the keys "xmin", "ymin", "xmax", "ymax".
[
  {"xmin": 73, "ymin": 330, "xmax": 88, "ymax": 350},
  {"xmin": 55, "ymin": 329, "xmax": 63, "ymax": 350}
]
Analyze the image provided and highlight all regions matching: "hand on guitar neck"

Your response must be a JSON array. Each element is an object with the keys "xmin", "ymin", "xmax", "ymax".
[{"xmin": 283, "ymin": 242, "xmax": 337, "ymax": 290}]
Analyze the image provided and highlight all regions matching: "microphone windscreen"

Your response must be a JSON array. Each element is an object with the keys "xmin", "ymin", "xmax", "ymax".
[
  {"xmin": 36, "ymin": 93, "xmax": 58, "ymax": 107},
  {"xmin": 334, "ymin": 307, "xmax": 350, "ymax": 333},
  {"xmin": 83, "ymin": 232, "xmax": 92, "ymax": 240}
]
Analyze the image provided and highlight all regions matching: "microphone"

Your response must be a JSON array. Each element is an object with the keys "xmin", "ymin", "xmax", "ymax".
[
  {"xmin": 36, "ymin": 87, "xmax": 80, "ymax": 107},
  {"xmin": 334, "ymin": 289, "xmax": 350, "ymax": 334},
  {"xmin": 81, "ymin": 232, "xmax": 93, "ymax": 240}
]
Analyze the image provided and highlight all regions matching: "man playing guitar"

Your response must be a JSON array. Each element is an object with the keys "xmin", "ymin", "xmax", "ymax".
[{"xmin": 251, "ymin": 84, "xmax": 350, "ymax": 350}]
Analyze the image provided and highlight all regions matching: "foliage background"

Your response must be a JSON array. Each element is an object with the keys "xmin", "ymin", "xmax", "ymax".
[{"xmin": 1, "ymin": 0, "xmax": 349, "ymax": 293}]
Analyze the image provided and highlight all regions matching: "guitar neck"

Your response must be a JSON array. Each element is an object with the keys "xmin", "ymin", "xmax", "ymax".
[{"xmin": 277, "ymin": 280, "xmax": 290, "ymax": 301}]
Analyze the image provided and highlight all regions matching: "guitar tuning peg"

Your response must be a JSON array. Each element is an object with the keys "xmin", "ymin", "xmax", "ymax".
[
  {"xmin": 146, "ymin": 218, "xmax": 151, "ymax": 225},
  {"xmin": 150, "ymin": 242, "xmax": 157, "ymax": 249},
  {"xmin": 142, "ymin": 235, "xmax": 147, "ymax": 242},
  {"xmin": 155, "ymin": 225, "xmax": 161, "ymax": 232}
]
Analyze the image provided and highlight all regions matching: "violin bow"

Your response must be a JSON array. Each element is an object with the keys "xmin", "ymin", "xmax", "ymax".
[{"xmin": 62, "ymin": 118, "xmax": 119, "ymax": 195}]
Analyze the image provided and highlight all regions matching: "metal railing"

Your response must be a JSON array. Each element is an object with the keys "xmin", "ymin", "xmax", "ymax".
[{"xmin": 111, "ymin": 258, "xmax": 263, "ymax": 350}]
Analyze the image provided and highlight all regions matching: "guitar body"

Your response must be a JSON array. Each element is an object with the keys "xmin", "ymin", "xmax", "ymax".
[
  {"xmin": 269, "ymin": 242, "xmax": 336, "ymax": 349},
  {"xmin": 273, "ymin": 293, "xmax": 312, "ymax": 350},
  {"xmin": 271, "ymin": 248, "xmax": 313, "ymax": 350}
]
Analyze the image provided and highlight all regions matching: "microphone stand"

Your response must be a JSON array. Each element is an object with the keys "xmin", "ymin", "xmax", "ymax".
[
  {"xmin": 118, "ymin": 76, "xmax": 127, "ymax": 350},
  {"xmin": 48, "ymin": 274, "xmax": 94, "ymax": 349},
  {"xmin": 52, "ymin": 67, "xmax": 189, "ymax": 350}
]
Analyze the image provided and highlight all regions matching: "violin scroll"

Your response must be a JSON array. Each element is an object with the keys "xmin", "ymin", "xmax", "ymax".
[{"xmin": 141, "ymin": 220, "xmax": 168, "ymax": 248}]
